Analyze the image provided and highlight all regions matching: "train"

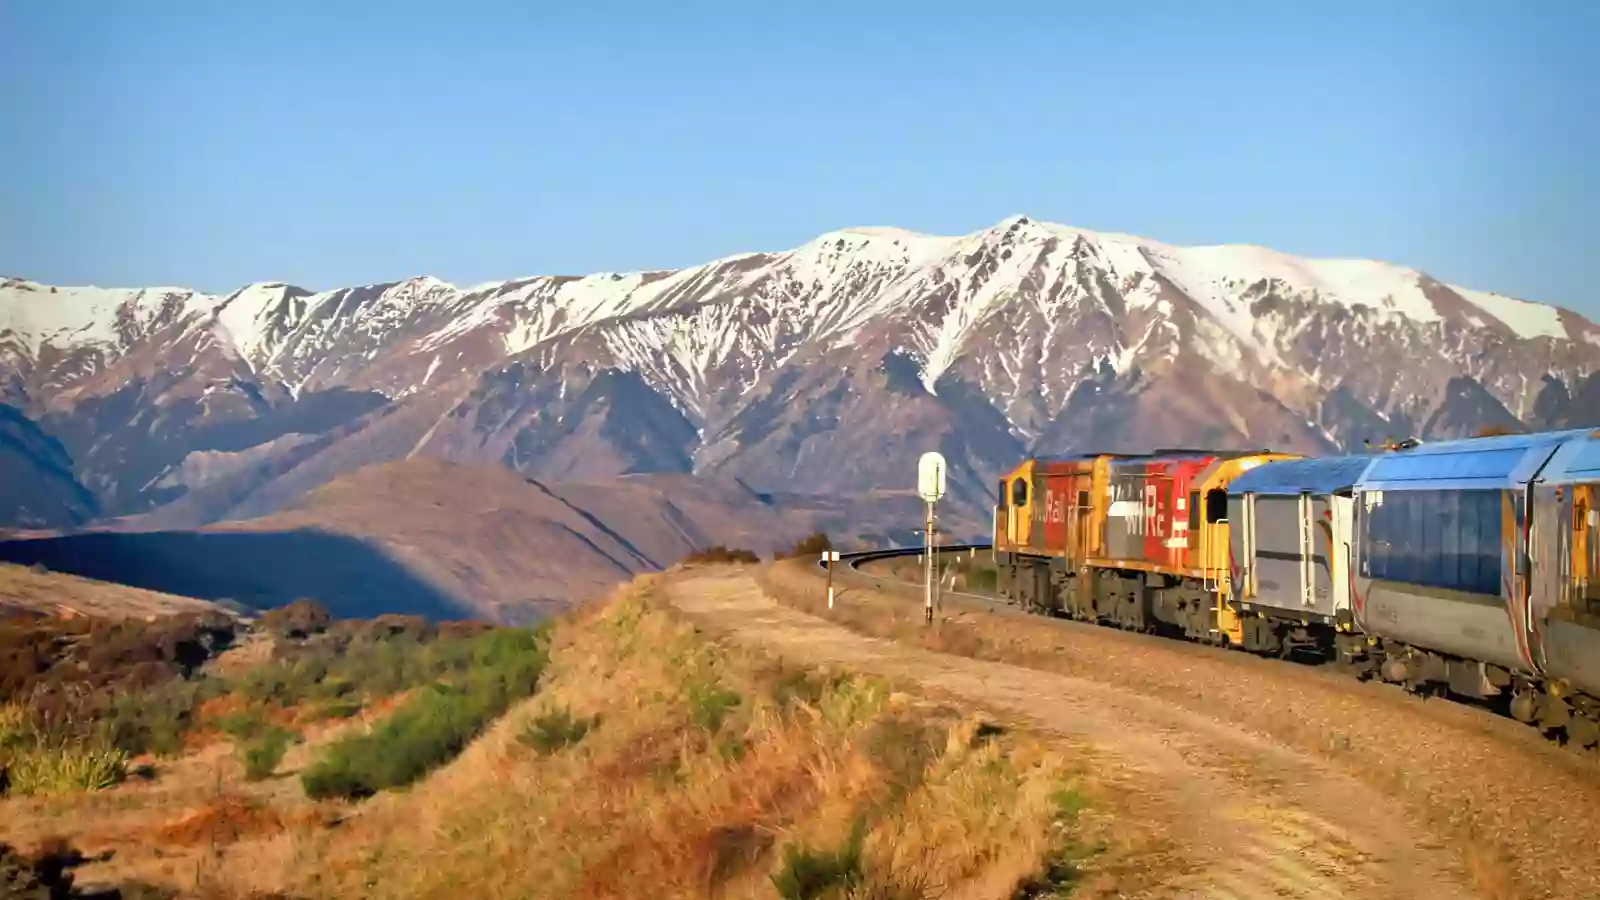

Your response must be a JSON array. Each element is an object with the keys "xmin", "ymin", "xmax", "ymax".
[{"xmin": 990, "ymin": 430, "xmax": 1600, "ymax": 752}]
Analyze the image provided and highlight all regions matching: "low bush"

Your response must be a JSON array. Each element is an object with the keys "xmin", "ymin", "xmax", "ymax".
[
  {"xmin": 259, "ymin": 599, "xmax": 332, "ymax": 639},
  {"xmin": 778, "ymin": 532, "xmax": 833, "ymax": 561},
  {"xmin": 241, "ymin": 727, "xmax": 293, "ymax": 782},
  {"xmin": 518, "ymin": 706, "xmax": 597, "ymax": 755},
  {"xmin": 681, "ymin": 545, "xmax": 761, "ymax": 565},
  {"xmin": 301, "ymin": 626, "xmax": 550, "ymax": 800},
  {"xmin": 770, "ymin": 817, "xmax": 867, "ymax": 900}
]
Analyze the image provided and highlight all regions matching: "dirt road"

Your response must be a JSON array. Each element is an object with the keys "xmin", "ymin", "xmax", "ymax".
[{"xmin": 664, "ymin": 568, "xmax": 1487, "ymax": 900}]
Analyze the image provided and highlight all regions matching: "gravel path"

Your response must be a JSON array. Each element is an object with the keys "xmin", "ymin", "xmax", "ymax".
[
  {"xmin": 824, "ymin": 559, "xmax": 1600, "ymax": 900},
  {"xmin": 666, "ymin": 568, "xmax": 1491, "ymax": 900}
]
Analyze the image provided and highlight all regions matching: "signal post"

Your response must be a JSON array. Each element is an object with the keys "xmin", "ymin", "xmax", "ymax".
[{"xmin": 917, "ymin": 451, "xmax": 947, "ymax": 625}]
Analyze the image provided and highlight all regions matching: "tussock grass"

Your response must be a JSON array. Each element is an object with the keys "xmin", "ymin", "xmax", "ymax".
[
  {"xmin": 1, "ymin": 701, "xmax": 128, "ymax": 798},
  {"xmin": 295, "ymin": 576, "xmax": 1090, "ymax": 900},
  {"xmin": 4, "ymin": 739, "xmax": 128, "ymax": 797}
]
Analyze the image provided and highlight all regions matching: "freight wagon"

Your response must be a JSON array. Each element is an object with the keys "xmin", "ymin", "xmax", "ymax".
[{"xmin": 1224, "ymin": 454, "xmax": 1375, "ymax": 661}]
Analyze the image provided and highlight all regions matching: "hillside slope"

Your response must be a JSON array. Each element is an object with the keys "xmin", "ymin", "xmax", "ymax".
[
  {"xmin": 0, "ymin": 562, "xmax": 224, "ymax": 619},
  {"xmin": 0, "ymin": 459, "xmax": 916, "ymax": 622}
]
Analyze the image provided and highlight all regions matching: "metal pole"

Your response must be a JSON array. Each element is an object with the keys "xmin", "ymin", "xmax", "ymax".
[
  {"xmin": 826, "ymin": 552, "xmax": 835, "ymax": 609},
  {"xmin": 924, "ymin": 501, "xmax": 935, "ymax": 624}
]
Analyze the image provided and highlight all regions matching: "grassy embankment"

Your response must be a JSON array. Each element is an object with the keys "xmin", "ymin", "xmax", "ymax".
[{"xmin": 3, "ymin": 567, "xmax": 1097, "ymax": 899}]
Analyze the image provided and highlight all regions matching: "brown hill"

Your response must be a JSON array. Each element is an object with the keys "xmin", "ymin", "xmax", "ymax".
[
  {"xmin": 0, "ymin": 562, "xmax": 222, "ymax": 620},
  {"xmin": 0, "ymin": 459, "xmax": 926, "ymax": 623}
]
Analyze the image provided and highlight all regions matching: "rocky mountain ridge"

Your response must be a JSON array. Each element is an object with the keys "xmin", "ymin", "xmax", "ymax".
[{"xmin": 3, "ymin": 215, "xmax": 1597, "ymax": 535}]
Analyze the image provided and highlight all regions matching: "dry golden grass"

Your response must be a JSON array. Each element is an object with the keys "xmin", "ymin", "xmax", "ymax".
[
  {"xmin": 0, "ymin": 561, "xmax": 222, "ymax": 619},
  {"xmin": 0, "ymin": 690, "xmax": 390, "ymax": 897},
  {"xmin": 261, "ymin": 575, "xmax": 1093, "ymax": 900}
]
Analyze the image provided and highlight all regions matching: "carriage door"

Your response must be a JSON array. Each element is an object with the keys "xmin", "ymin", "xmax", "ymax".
[
  {"xmin": 1528, "ymin": 483, "xmax": 1564, "ymax": 672},
  {"xmin": 1329, "ymin": 494, "xmax": 1355, "ymax": 619},
  {"xmin": 1523, "ymin": 448, "xmax": 1566, "ymax": 673}
]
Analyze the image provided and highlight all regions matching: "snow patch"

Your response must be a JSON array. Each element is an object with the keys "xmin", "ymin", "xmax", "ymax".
[{"xmin": 1450, "ymin": 287, "xmax": 1566, "ymax": 340}]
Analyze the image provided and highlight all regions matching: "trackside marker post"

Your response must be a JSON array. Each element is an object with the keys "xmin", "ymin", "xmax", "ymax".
[
  {"xmin": 917, "ymin": 452, "xmax": 947, "ymax": 625},
  {"xmin": 822, "ymin": 550, "xmax": 840, "ymax": 608}
]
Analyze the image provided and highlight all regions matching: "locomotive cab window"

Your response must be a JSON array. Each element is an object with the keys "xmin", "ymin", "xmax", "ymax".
[
  {"xmin": 1188, "ymin": 491, "xmax": 1201, "ymax": 532},
  {"xmin": 997, "ymin": 479, "xmax": 1008, "ymax": 507},
  {"xmin": 1011, "ymin": 478, "xmax": 1029, "ymax": 507},
  {"xmin": 1204, "ymin": 489, "xmax": 1228, "ymax": 524}
]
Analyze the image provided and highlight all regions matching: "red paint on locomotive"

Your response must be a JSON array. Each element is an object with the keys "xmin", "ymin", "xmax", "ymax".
[{"xmin": 1102, "ymin": 455, "xmax": 1214, "ymax": 574}]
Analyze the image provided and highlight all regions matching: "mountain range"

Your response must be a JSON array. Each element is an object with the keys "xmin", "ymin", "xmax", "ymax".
[{"xmin": 4, "ymin": 214, "xmax": 1598, "ymax": 541}]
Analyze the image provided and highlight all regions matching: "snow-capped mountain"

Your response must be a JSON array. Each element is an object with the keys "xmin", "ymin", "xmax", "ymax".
[{"xmin": 3, "ymin": 215, "xmax": 1597, "ymax": 533}]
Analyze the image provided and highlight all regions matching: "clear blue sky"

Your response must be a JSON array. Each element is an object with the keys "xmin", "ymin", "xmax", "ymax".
[{"xmin": 3, "ymin": 1, "xmax": 1595, "ymax": 313}]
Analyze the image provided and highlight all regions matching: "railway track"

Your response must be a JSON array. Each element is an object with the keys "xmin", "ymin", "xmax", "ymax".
[
  {"xmin": 819, "ymin": 542, "xmax": 1600, "ymax": 759},
  {"xmin": 818, "ymin": 543, "xmax": 1000, "ymax": 606}
]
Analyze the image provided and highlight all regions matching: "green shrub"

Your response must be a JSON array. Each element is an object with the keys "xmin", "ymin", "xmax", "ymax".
[
  {"xmin": 240, "ymin": 727, "xmax": 293, "ymax": 782},
  {"xmin": 301, "ymin": 627, "xmax": 550, "ymax": 800},
  {"xmin": 770, "ymin": 817, "xmax": 867, "ymax": 900},
  {"xmin": 216, "ymin": 708, "xmax": 269, "ymax": 741},
  {"xmin": 306, "ymin": 697, "xmax": 364, "ymax": 722},
  {"xmin": 687, "ymin": 682, "xmax": 741, "ymax": 733},
  {"xmin": 518, "ymin": 706, "xmax": 597, "ymax": 755},
  {"xmin": 97, "ymin": 678, "xmax": 218, "ymax": 757}
]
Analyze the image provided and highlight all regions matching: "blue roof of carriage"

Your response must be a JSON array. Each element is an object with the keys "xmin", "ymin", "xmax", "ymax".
[
  {"xmin": 1227, "ymin": 455, "xmax": 1377, "ymax": 496},
  {"xmin": 1355, "ymin": 428, "xmax": 1594, "ymax": 491}
]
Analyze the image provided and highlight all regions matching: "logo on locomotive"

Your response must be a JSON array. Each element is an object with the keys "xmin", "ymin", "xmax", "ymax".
[
  {"xmin": 1110, "ymin": 479, "xmax": 1167, "ymax": 538},
  {"xmin": 1032, "ymin": 486, "xmax": 1068, "ymax": 525}
]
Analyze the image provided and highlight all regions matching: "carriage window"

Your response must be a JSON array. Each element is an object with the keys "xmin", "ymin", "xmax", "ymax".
[
  {"xmin": 1362, "ymin": 489, "xmax": 1501, "ymax": 595},
  {"xmin": 1011, "ymin": 478, "xmax": 1029, "ymax": 507},
  {"xmin": 1204, "ymin": 489, "xmax": 1228, "ymax": 524}
]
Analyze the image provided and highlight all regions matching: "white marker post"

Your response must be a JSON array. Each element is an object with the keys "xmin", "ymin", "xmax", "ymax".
[
  {"xmin": 822, "ymin": 549, "xmax": 841, "ymax": 608},
  {"xmin": 917, "ymin": 451, "xmax": 947, "ymax": 625}
]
